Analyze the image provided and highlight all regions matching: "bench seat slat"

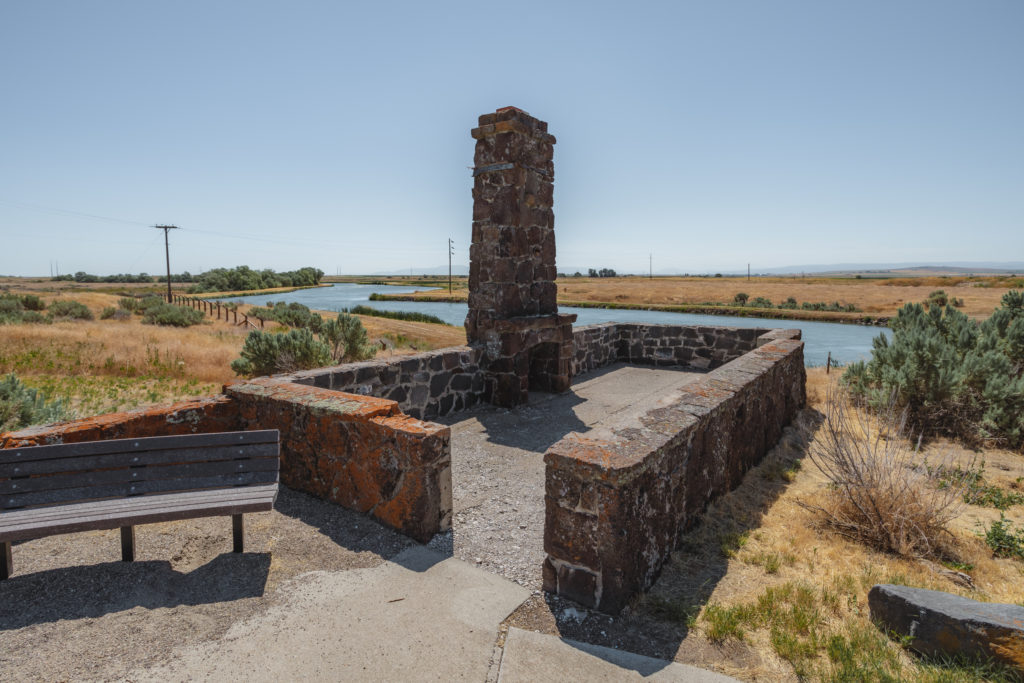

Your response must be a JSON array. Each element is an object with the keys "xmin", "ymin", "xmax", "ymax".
[
  {"xmin": 0, "ymin": 456, "xmax": 280, "ymax": 496},
  {"xmin": 0, "ymin": 484, "xmax": 278, "ymax": 543},
  {"xmin": 0, "ymin": 443, "xmax": 280, "ymax": 478},
  {"xmin": 0, "ymin": 430, "xmax": 279, "ymax": 464},
  {"xmin": 3, "ymin": 471, "xmax": 278, "ymax": 510},
  {"xmin": 0, "ymin": 486, "xmax": 277, "ymax": 526}
]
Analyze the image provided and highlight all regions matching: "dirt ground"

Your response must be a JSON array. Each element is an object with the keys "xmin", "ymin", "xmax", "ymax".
[{"xmin": 0, "ymin": 487, "xmax": 414, "ymax": 682}]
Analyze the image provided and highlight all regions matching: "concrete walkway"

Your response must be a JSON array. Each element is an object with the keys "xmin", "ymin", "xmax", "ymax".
[
  {"xmin": 127, "ymin": 545, "xmax": 733, "ymax": 682},
  {"xmin": 129, "ymin": 545, "xmax": 527, "ymax": 682}
]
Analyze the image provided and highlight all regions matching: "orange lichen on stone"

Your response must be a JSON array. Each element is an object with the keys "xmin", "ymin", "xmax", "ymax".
[
  {"xmin": 0, "ymin": 396, "xmax": 239, "ymax": 448},
  {"xmin": 226, "ymin": 377, "xmax": 451, "ymax": 542}
]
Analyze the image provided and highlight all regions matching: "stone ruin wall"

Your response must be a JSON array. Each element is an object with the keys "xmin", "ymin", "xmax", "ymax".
[
  {"xmin": 544, "ymin": 329, "xmax": 805, "ymax": 612},
  {"xmin": 572, "ymin": 323, "xmax": 773, "ymax": 377},
  {"xmin": 286, "ymin": 347, "xmax": 487, "ymax": 420}
]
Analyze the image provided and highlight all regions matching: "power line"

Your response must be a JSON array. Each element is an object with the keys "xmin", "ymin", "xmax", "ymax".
[{"xmin": 0, "ymin": 199, "xmax": 149, "ymax": 226}]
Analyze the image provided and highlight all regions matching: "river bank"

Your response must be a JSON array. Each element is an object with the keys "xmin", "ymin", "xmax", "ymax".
[{"xmin": 369, "ymin": 293, "xmax": 891, "ymax": 326}]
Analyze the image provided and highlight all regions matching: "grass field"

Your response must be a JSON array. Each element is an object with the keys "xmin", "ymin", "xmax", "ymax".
[
  {"xmin": 0, "ymin": 285, "xmax": 465, "ymax": 419},
  {"xmin": 359, "ymin": 274, "xmax": 1019, "ymax": 322},
  {"xmin": 650, "ymin": 368, "xmax": 1024, "ymax": 680}
]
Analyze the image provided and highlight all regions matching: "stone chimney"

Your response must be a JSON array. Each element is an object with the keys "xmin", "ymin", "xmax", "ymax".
[{"xmin": 466, "ymin": 107, "xmax": 575, "ymax": 407}]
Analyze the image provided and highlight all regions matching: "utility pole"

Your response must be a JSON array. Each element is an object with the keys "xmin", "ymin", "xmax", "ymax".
[
  {"xmin": 747, "ymin": 263, "xmax": 750, "ymax": 281},
  {"xmin": 448, "ymin": 238, "xmax": 455, "ymax": 293},
  {"xmin": 649, "ymin": 253, "xmax": 652, "ymax": 279},
  {"xmin": 153, "ymin": 225, "xmax": 179, "ymax": 303}
]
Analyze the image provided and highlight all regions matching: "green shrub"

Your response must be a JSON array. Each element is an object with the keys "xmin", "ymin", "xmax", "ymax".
[
  {"xmin": 927, "ymin": 289, "xmax": 950, "ymax": 308},
  {"xmin": 985, "ymin": 514, "xmax": 1024, "ymax": 561},
  {"xmin": 47, "ymin": 300, "xmax": 94, "ymax": 320},
  {"xmin": 231, "ymin": 328, "xmax": 332, "ymax": 376},
  {"xmin": 0, "ymin": 373, "xmax": 70, "ymax": 431},
  {"xmin": 843, "ymin": 291, "xmax": 1024, "ymax": 449},
  {"xmin": 19, "ymin": 294, "xmax": 45, "ymax": 311},
  {"xmin": 19, "ymin": 311, "xmax": 49, "ymax": 324},
  {"xmin": 231, "ymin": 314, "xmax": 375, "ymax": 377},
  {"xmin": 141, "ymin": 304, "xmax": 204, "ymax": 327},
  {"xmin": 750, "ymin": 296, "xmax": 773, "ymax": 308},
  {"xmin": 0, "ymin": 296, "xmax": 22, "ymax": 315},
  {"xmin": 250, "ymin": 301, "xmax": 323, "ymax": 331},
  {"xmin": 733, "ymin": 292, "xmax": 749, "ymax": 305},
  {"xmin": 345, "ymin": 305, "xmax": 450, "ymax": 326},
  {"xmin": 0, "ymin": 295, "xmax": 51, "ymax": 325},
  {"xmin": 321, "ymin": 314, "xmax": 376, "ymax": 363}
]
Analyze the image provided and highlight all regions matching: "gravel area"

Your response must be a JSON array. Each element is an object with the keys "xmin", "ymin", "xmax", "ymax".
[
  {"xmin": 430, "ymin": 363, "xmax": 704, "ymax": 590},
  {"xmin": 0, "ymin": 487, "xmax": 413, "ymax": 682}
]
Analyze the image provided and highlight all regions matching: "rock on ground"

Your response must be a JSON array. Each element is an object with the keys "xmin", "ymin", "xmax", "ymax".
[{"xmin": 868, "ymin": 583, "xmax": 1024, "ymax": 670}]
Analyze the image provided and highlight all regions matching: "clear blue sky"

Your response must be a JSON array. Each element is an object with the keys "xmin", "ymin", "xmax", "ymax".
[{"xmin": 2, "ymin": 1, "xmax": 1021, "ymax": 276}]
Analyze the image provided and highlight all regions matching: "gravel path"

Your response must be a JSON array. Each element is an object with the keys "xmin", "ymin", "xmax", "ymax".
[{"xmin": 430, "ymin": 363, "xmax": 704, "ymax": 589}]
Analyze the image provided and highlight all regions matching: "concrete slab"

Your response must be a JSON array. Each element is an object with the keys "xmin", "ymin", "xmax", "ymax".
[
  {"xmin": 498, "ymin": 627, "xmax": 739, "ymax": 683},
  {"xmin": 128, "ymin": 545, "xmax": 529, "ymax": 682}
]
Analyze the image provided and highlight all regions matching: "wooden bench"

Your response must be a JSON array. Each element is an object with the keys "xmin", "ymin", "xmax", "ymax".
[{"xmin": 0, "ymin": 429, "xmax": 279, "ymax": 580}]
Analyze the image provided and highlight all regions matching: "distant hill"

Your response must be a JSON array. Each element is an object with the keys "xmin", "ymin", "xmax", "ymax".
[
  {"xmin": 738, "ymin": 262, "xmax": 1024, "ymax": 276},
  {"xmin": 359, "ymin": 261, "xmax": 1024, "ymax": 278}
]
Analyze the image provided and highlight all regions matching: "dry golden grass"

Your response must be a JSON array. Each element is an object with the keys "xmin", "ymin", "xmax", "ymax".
[
  {"xmin": 0, "ymin": 289, "xmax": 468, "ymax": 417},
  {"xmin": 369, "ymin": 275, "xmax": 1015, "ymax": 320},
  {"xmin": 639, "ymin": 368, "xmax": 1024, "ymax": 681},
  {"xmin": 555, "ymin": 277, "xmax": 1012, "ymax": 319}
]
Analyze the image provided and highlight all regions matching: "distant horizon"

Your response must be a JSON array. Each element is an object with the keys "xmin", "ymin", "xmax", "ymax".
[{"xmin": 12, "ymin": 259, "xmax": 1024, "ymax": 280}]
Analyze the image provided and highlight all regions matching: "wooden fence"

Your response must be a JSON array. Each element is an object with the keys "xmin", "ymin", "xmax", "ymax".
[{"xmin": 172, "ymin": 295, "xmax": 261, "ymax": 330}]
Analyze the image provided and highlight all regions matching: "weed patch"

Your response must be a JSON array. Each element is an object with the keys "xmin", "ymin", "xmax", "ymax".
[{"xmin": 984, "ymin": 515, "xmax": 1024, "ymax": 561}]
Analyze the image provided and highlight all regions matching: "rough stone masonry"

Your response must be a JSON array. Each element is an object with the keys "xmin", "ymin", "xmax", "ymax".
[{"xmin": 466, "ymin": 107, "xmax": 576, "ymax": 407}]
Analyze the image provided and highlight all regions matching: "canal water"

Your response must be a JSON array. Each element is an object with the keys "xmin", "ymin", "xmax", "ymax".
[{"xmin": 225, "ymin": 283, "xmax": 889, "ymax": 367}]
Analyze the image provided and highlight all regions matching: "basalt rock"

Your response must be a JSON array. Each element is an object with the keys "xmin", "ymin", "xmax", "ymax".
[{"xmin": 868, "ymin": 584, "xmax": 1024, "ymax": 670}]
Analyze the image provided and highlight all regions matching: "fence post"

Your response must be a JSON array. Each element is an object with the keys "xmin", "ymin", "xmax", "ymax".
[{"xmin": 826, "ymin": 351, "xmax": 831, "ymax": 374}]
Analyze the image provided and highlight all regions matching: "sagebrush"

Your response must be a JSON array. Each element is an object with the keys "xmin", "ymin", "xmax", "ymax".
[
  {"xmin": 231, "ymin": 313, "xmax": 375, "ymax": 377},
  {"xmin": 844, "ymin": 290, "xmax": 1024, "ymax": 449},
  {"xmin": 0, "ymin": 373, "xmax": 70, "ymax": 431},
  {"xmin": 802, "ymin": 386, "xmax": 971, "ymax": 560}
]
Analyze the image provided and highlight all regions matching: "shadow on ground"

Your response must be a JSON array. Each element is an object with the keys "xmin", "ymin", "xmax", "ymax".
[
  {"xmin": 272, "ymin": 486, "xmax": 441, "ymax": 573},
  {"xmin": 505, "ymin": 407, "xmax": 825, "ymax": 674},
  {"xmin": 466, "ymin": 389, "xmax": 589, "ymax": 452},
  {"xmin": 0, "ymin": 552, "xmax": 271, "ymax": 631}
]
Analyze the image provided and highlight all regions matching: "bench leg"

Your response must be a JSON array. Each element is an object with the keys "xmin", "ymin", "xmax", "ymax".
[
  {"xmin": 233, "ymin": 514, "xmax": 244, "ymax": 553},
  {"xmin": 120, "ymin": 526, "xmax": 136, "ymax": 562},
  {"xmin": 1, "ymin": 541, "xmax": 11, "ymax": 580}
]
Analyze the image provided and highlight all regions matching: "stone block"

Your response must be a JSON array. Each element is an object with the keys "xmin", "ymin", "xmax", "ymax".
[{"xmin": 869, "ymin": 584, "xmax": 1024, "ymax": 670}]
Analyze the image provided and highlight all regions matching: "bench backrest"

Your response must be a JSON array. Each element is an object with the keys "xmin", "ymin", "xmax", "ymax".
[{"xmin": 0, "ymin": 430, "xmax": 279, "ymax": 510}]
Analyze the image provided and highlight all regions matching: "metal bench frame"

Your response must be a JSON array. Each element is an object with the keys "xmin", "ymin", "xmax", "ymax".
[{"xmin": 0, "ymin": 430, "xmax": 279, "ymax": 579}]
